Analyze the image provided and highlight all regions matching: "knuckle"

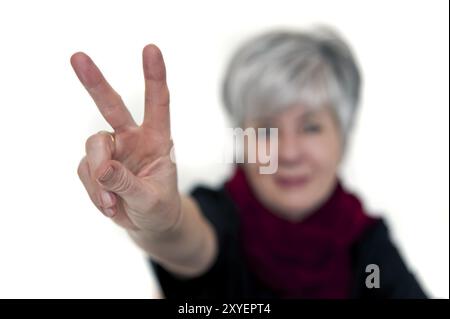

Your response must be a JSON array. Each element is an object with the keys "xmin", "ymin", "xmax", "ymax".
[
  {"xmin": 85, "ymin": 134, "xmax": 100, "ymax": 153},
  {"xmin": 90, "ymin": 190, "xmax": 103, "ymax": 209},
  {"xmin": 80, "ymin": 175, "xmax": 102, "ymax": 208},
  {"xmin": 85, "ymin": 133, "xmax": 110, "ymax": 155},
  {"xmin": 111, "ymin": 168, "xmax": 133, "ymax": 194},
  {"xmin": 77, "ymin": 157, "xmax": 104, "ymax": 210},
  {"xmin": 77, "ymin": 164, "xmax": 83, "ymax": 179},
  {"xmin": 77, "ymin": 157, "xmax": 87, "ymax": 178},
  {"xmin": 103, "ymin": 95, "xmax": 124, "ymax": 113}
]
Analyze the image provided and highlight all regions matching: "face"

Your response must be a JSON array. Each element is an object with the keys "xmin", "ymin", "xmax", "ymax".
[{"xmin": 242, "ymin": 104, "xmax": 343, "ymax": 221}]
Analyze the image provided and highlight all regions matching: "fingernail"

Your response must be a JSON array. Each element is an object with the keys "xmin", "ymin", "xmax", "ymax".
[
  {"xmin": 104, "ymin": 208, "xmax": 116, "ymax": 218},
  {"xmin": 101, "ymin": 191, "xmax": 114, "ymax": 207},
  {"xmin": 98, "ymin": 166, "xmax": 114, "ymax": 183}
]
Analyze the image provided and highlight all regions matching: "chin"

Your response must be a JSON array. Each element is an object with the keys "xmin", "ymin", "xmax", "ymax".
[
  {"xmin": 264, "ymin": 182, "xmax": 319, "ymax": 218},
  {"xmin": 263, "ymin": 192, "xmax": 314, "ymax": 220}
]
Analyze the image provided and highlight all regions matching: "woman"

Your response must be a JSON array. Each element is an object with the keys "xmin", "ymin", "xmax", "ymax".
[{"xmin": 72, "ymin": 27, "xmax": 427, "ymax": 298}]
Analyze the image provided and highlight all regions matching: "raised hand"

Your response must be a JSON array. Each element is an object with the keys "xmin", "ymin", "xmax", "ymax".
[{"xmin": 72, "ymin": 45, "xmax": 180, "ymax": 232}]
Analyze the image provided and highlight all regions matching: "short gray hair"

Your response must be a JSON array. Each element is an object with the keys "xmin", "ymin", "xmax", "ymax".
[{"xmin": 222, "ymin": 27, "xmax": 362, "ymax": 140}]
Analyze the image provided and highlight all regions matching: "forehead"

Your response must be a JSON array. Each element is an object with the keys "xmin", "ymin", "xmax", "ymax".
[{"xmin": 253, "ymin": 104, "xmax": 328, "ymax": 124}]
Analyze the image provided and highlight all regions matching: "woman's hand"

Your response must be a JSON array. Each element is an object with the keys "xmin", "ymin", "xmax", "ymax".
[{"xmin": 72, "ymin": 45, "xmax": 180, "ymax": 233}]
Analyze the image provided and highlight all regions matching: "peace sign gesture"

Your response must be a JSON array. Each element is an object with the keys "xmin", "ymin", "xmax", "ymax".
[{"xmin": 72, "ymin": 45, "xmax": 180, "ymax": 232}]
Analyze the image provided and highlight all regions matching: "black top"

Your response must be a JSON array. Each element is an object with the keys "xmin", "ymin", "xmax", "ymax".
[{"xmin": 150, "ymin": 185, "xmax": 428, "ymax": 299}]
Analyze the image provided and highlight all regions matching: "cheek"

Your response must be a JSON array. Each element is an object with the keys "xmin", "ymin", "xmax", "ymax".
[
  {"xmin": 243, "ymin": 164, "xmax": 275, "ymax": 197},
  {"xmin": 305, "ymin": 136, "xmax": 341, "ymax": 174}
]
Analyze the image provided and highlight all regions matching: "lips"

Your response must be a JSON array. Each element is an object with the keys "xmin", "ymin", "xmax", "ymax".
[{"xmin": 274, "ymin": 175, "xmax": 310, "ymax": 188}]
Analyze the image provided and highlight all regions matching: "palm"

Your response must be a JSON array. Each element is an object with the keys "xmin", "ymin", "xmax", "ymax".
[
  {"xmin": 114, "ymin": 126, "xmax": 173, "ymax": 178},
  {"xmin": 112, "ymin": 125, "xmax": 177, "ymax": 231}
]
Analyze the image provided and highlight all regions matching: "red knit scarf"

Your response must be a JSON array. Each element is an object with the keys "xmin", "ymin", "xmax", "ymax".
[{"xmin": 224, "ymin": 166, "xmax": 377, "ymax": 298}]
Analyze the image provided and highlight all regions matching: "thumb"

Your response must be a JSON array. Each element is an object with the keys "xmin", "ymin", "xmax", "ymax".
[{"xmin": 97, "ymin": 160, "xmax": 147, "ymax": 203}]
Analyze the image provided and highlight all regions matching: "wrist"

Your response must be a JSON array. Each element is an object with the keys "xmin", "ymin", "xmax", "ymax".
[{"xmin": 127, "ymin": 193, "xmax": 183, "ymax": 241}]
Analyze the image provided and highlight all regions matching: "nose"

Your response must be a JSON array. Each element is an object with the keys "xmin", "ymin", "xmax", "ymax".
[{"xmin": 278, "ymin": 131, "xmax": 303, "ymax": 167}]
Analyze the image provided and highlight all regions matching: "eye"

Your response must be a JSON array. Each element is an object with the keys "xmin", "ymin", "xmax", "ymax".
[{"xmin": 303, "ymin": 123, "xmax": 322, "ymax": 133}]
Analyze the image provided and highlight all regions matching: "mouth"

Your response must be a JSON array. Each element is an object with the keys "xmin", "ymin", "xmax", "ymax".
[{"xmin": 273, "ymin": 175, "xmax": 310, "ymax": 189}]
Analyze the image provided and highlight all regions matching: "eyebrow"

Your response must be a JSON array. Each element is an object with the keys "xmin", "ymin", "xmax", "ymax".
[
  {"xmin": 297, "ymin": 110, "xmax": 319, "ymax": 122},
  {"xmin": 254, "ymin": 109, "xmax": 320, "ymax": 127}
]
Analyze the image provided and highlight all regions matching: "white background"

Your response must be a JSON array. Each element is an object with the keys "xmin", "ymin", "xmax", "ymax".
[{"xmin": 0, "ymin": 0, "xmax": 448, "ymax": 298}]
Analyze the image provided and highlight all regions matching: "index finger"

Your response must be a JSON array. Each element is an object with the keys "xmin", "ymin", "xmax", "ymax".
[{"xmin": 71, "ymin": 52, "xmax": 137, "ymax": 132}]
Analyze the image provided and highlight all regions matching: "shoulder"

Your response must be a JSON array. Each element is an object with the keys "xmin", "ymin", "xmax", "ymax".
[
  {"xmin": 190, "ymin": 184, "xmax": 235, "ymax": 209},
  {"xmin": 351, "ymin": 218, "xmax": 428, "ymax": 298},
  {"xmin": 189, "ymin": 184, "xmax": 240, "ymax": 237}
]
